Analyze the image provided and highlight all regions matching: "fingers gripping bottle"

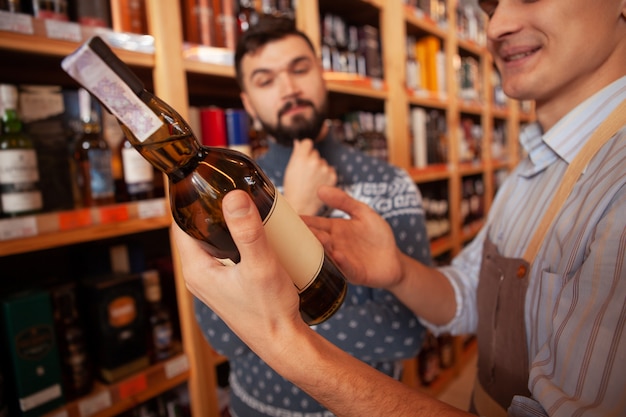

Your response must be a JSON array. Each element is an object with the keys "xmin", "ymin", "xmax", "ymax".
[{"xmin": 61, "ymin": 36, "xmax": 346, "ymax": 325}]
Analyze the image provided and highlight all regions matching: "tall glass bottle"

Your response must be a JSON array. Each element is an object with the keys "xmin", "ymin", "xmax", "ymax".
[
  {"xmin": 62, "ymin": 36, "xmax": 346, "ymax": 325},
  {"xmin": 0, "ymin": 84, "xmax": 43, "ymax": 217},
  {"xmin": 73, "ymin": 88, "xmax": 116, "ymax": 207},
  {"xmin": 50, "ymin": 283, "xmax": 94, "ymax": 400},
  {"xmin": 119, "ymin": 137, "xmax": 155, "ymax": 201},
  {"xmin": 142, "ymin": 269, "xmax": 176, "ymax": 363}
]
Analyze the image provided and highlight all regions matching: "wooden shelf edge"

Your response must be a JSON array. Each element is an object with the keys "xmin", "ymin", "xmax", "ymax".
[
  {"xmin": 44, "ymin": 354, "xmax": 191, "ymax": 417},
  {"xmin": 0, "ymin": 17, "xmax": 155, "ymax": 67},
  {"xmin": 0, "ymin": 199, "xmax": 170, "ymax": 256}
]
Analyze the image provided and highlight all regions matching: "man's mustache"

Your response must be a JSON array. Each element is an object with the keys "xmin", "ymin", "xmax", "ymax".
[{"xmin": 278, "ymin": 99, "xmax": 314, "ymax": 118}]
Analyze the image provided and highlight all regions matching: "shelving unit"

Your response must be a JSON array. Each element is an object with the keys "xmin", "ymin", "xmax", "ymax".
[{"xmin": 0, "ymin": 0, "xmax": 534, "ymax": 415}]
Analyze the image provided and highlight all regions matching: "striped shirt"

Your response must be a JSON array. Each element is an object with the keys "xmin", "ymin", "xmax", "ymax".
[{"xmin": 427, "ymin": 76, "xmax": 626, "ymax": 416}]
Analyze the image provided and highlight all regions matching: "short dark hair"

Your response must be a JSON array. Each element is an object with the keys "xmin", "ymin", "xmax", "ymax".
[{"xmin": 234, "ymin": 15, "xmax": 317, "ymax": 89}]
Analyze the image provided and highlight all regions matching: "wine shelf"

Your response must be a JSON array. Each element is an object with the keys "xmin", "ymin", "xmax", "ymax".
[{"xmin": 43, "ymin": 353, "xmax": 190, "ymax": 417}]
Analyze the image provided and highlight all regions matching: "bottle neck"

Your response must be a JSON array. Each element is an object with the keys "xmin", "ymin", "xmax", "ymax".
[{"xmin": 2, "ymin": 109, "xmax": 22, "ymax": 134}]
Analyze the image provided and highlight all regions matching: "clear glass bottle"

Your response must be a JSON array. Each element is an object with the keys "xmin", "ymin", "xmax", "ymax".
[
  {"xmin": 62, "ymin": 36, "xmax": 347, "ymax": 325},
  {"xmin": 0, "ymin": 84, "xmax": 43, "ymax": 217},
  {"xmin": 142, "ymin": 270, "xmax": 175, "ymax": 363},
  {"xmin": 73, "ymin": 88, "xmax": 116, "ymax": 207}
]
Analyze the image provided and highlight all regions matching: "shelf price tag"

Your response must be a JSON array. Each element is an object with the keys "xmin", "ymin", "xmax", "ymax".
[
  {"xmin": 44, "ymin": 19, "xmax": 81, "ymax": 42},
  {"xmin": 59, "ymin": 208, "xmax": 93, "ymax": 231},
  {"xmin": 370, "ymin": 78, "xmax": 384, "ymax": 91},
  {"xmin": 0, "ymin": 216, "xmax": 37, "ymax": 241},
  {"xmin": 164, "ymin": 354, "xmax": 190, "ymax": 379},
  {"xmin": 78, "ymin": 390, "xmax": 112, "ymax": 417},
  {"xmin": 137, "ymin": 199, "xmax": 167, "ymax": 219},
  {"xmin": 0, "ymin": 10, "xmax": 34, "ymax": 34},
  {"xmin": 118, "ymin": 374, "xmax": 148, "ymax": 399},
  {"xmin": 97, "ymin": 205, "xmax": 129, "ymax": 224}
]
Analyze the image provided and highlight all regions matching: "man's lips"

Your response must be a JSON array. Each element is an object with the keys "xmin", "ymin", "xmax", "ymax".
[{"xmin": 500, "ymin": 46, "xmax": 541, "ymax": 62}]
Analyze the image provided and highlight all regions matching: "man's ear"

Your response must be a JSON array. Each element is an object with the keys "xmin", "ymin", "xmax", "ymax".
[{"xmin": 240, "ymin": 92, "xmax": 257, "ymax": 120}]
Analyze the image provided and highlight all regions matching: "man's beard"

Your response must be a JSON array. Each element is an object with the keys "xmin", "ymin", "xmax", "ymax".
[{"xmin": 260, "ymin": 98, "xmax": 328, "ymax": 147}]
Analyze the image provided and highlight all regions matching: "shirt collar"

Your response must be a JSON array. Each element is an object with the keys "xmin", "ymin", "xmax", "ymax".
[{"xmin": 519, "ymin": 76, "xmax": 626, "ymax": 175}]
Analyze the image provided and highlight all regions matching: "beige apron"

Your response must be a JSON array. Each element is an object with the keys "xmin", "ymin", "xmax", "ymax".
[{"xmin": 471, "ymin": 99, "xmax": 626, "ymax": 416}]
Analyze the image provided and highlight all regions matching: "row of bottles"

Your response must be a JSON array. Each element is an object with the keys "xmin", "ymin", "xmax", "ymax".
[
  {"xmin": 181, "ymin": 0, "xmax": 295, "ymax": 49},
  {"xmin": 117, "ymin": 383, "xmax": 191, "ymax": 417},
  {"xmin": 417, "ymin": 331, "xmax": 455, "ymax": 387},
  {"xmin": 0, "ymin": 83, "xmax": 162, "ymax": 219},
  {"xmin": 0, "ymin": 263, "xmax": 179, "ymax": 416}
]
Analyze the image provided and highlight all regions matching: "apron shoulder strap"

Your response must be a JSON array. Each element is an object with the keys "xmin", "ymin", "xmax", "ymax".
[{"xmin": 523, "ymin": 99, "xmax": 626, "ymax": 263}]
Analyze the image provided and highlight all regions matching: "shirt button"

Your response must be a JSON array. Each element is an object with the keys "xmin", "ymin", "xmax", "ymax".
[{"xmin": 517, "ymin": 264, "xmax": 527, "ymax": 278}]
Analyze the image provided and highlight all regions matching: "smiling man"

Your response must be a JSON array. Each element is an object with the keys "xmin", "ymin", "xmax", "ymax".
[
  {"xmin": 177, "ymin": 1, "xmax": 626, "ymax": 416},
  {"xmin": 192, "ymin": 15, "xmax": 432, "ymax": 417}
]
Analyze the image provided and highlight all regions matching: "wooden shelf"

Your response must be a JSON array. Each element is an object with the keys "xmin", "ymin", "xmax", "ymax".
[
  {"xmin": 43, "ymin": 354, "xmax": 190, "ymax": 417},
  {"xmin": 0, "ymin": 199, "xmax": 170, "ymax": 256}
]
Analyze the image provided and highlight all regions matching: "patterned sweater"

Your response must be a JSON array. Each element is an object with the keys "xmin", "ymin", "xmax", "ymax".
[{"xmin": 195, "ymin": 132, "xmax": 432, "ymax": 417}]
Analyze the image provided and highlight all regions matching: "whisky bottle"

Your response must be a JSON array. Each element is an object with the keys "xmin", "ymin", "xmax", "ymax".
[
  {"xmin": 0, "ymin": 84, "xmax": 43, "ymax": 217},
  {"xmin": 50, "ymin": 283, "xmax": 94, "ymax": 400},
  {"xmin": 120, "ymin": 137, "xmax": 155, "ymax": 201},
  {"xmin": 142, "ymin": 270, "xmax": 176, "ymax": 363},
  {"xmin": 73, "ymin": 88, "xmax": 116, "ymax": 207},
  {"xmin": 62, "ymin": 36, "xmax": 347, "ymax": 325}
]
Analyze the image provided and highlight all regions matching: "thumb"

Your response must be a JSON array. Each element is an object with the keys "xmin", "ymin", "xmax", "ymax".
[{"xmin": 222, "ymin": 190, "xmax": 269, "ymax": 262}]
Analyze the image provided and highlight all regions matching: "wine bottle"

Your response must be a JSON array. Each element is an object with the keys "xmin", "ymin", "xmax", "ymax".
[
  {"xmin": 142, "ymin": 269, "xmax": 176, "ymax": 363},
  {"xmin": 0, "ymin": 84, "xmax": 43, "ymax": 217},
  {"xmin": 120, "ymin": 137, "xmax": 155, "ymax": 201},
  {"xmin": 50, "ymin": 283, "xmax": 94, "ymax": 400},
  {"xmin": 73, "ymin": 88, "xmax": 116, "ymax": 207},
  {"xmin": 61, "ymin": 36, "xmax": 347, "ymax": 325}
]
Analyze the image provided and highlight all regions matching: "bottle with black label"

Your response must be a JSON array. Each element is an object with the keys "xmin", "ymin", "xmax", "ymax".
[
  {"xmin": 73, "ymin": 88, "xmax": 116, "ymax": 207},
  {"xmin": 0, "ymin": 84, "xmax": 43, "ymax": 217},
  {"xmin": 50, "ymin": 283, "xmax": 94, "ymax": 400},
  {"xmin": 62, "ymin": 36, "xmax": 347, "ymax": 325}
]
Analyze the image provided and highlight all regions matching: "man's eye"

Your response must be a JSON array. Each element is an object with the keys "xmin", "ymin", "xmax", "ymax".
[
  {"xmin": 478, "ymin": 0, "xmax": 497, "ymax": 17},
  {"xmin": 255, "ymin": 77, "xmax": 273, "ymax": 87}
]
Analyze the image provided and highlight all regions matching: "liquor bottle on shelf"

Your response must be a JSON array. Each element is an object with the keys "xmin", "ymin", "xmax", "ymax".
[
  {"xmin": 50, "ymin": 283, "xmax": 94, "ymax": 400},
  {"xmin": 110, "ymin": 0, "xmax": 148, "ymax": 34},
  {"xmin": 237, "ymin": 0, "xmax": 259, "ymax": 34},
  {"xmin": 73, "ymin": 88, "xmax": 116, "ymax": 207},
  {"xmin": 62, "ymin": 36, "xmax": 347, "ymax": 325},
  {"xmin": 0, "ymin": 0, "xmax": 20, "ymax": 12},
  {"xmin": 0, "ymin": 84, "xmax": 43, "ymax": 217},
  {"xmin": 32, "ymin": 0, "xmax": 70, "ymax": 21},
  {"xmin": 119, "ymin": 136, "xmax": 155, "ymax": 201},
  {"xmin": 417, "ymin": 331, "xmax": 440, "ymax": 386},
  {"xmin": 73, "ymin": 0, "xmax": 111, "ymax": 28},
  {"xmin": 142, "ymin": 269, "xmax": 176, "ymax": 363},
  {"xmin": 437, "ymin": 333, "xmax": 455, "ymax": 369}
]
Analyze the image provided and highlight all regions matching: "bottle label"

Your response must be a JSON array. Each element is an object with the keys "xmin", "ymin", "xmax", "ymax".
[
  {"xmin": 1, "ymin": 190, "xmax": 43, "ymax": 213},
  {"xmin": 61, "ymin": 44, "xmax": 162, "ymax": 142},
  {"xmin": 263, "ymin": 192, "xmax": 324, "ymax": 292},
  {"xmin": 122, "ymin": 146, "xmax": 154, "ymax": 184},
  {"xmin": 87, "ymin": 149, "xmax": 115, "ymax": 198},
  {"xmin": 0, "ymin": 149, "xmax": 40, "ymax": 184}
]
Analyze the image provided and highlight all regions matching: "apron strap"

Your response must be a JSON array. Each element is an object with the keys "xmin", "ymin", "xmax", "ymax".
[{"xmin": 523, "ymin": 99, "xmax": 626, "ymax": 263}]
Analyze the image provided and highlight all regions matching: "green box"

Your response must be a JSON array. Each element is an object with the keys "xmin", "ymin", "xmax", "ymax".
[{"xmin": 1, "ymin": 290, "xmax": 65, "ymax": 416}]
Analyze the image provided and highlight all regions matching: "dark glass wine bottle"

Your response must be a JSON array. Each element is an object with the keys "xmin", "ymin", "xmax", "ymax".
[
  {"xmin": 62, "ymin": 36, "xmax": 347, "ymax": 325},
  {"xmin": 73, "ymin": 88, "xmax": 116, "ymax": 207},
  {"xmin": 142, "ymin": 269, "xmax": 176, "ymax": 363}
]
